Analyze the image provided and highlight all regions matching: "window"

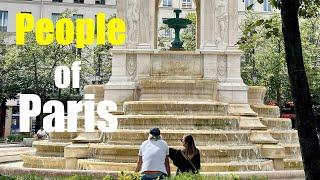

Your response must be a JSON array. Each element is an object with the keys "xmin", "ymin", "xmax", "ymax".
[
  {"xmin": 182, "ymin": 0, "xmax": 192, "ymax": 9},
  {"xmin": 163, "ymin": 0, "xmax": 172, "ymax": 7},
  {"xmin": 0, "ymin": 11, "xmax": 8, "ymax": 32},
  {"xmin": 164, "ymin": 29, "xmax": 172, "ymax": 37},
  {"xmin": 51, "ymin": 13, "xmax": 61, "ymax": 24},
  {"xmin": 74, "ymin": 0, "xmax": 84, "ymax": 3},
  {"xmin": 95, "ymin": 0, "xmax": 105, "ymax": 5},
  {"xmin": 52, "ymin": 0, "xmax": 63, "ymax": 2},
  {"xmin": 72, "ymin": 14, "xmax": 83, "ymax": 21},
  {"xmin": 263, "ymin": 0, "xmax": 271, "ymax": 12},
  {"xmin": 244, "ymin": 0, "xmax": 254, "ymax": 9}
]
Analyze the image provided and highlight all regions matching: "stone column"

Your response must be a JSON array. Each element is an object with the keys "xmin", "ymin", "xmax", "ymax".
[
  {"xmin": 218, "ymin": 52, "xmax": 249, "ymax": 104},
  {"xmin": 200, "ymin": 0, "xmax": 216, "ymax": 50},
  {"xmin": 105, "ymin": 52, "xmax": 137, "ymax": 110},
  {"xmin": 228, "ymin": 0, "xmax": 239, "ymax": 48}
]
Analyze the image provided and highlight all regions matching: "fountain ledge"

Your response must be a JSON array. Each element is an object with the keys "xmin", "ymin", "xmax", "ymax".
[{"xmin": 111, "ymin": 49, "xmax": 243, "ymax": 55}]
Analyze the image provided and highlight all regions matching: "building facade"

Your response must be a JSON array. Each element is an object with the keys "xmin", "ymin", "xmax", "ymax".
[{"xmin": 0, "ymin": 0, "xmax": 274, "ymax": 37}]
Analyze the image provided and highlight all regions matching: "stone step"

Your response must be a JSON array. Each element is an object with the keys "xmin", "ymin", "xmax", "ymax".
[
  {"xmin": 251, "ymin": 105, "xmax": 280, "ymax": 118},
  {"xmin": 123, "ymin": 101, "xmax": 229, "ymax": 115},
  {"xmin": 261, "ymin": 118, "xmax": 293, "ymax": 130},
  {"xmin": 21, "ymin": 153, "xmax": 66, "ymax": 169},
  {"xmin": 270, "ymin": 130, "xmax": 299, "ymax": 144},
  {"xmin": 284, "ymin": 158, "xmax": 303, "ymax": 170},
  {"xmin": 78, "ymin": 159, "xmax": 274, "ymax": 172},
  {"xmin": 106, "ymin": 129, "xmax": 251, "ymax": 146},
  {"xmin": 139, "ymin": 79, "xmax": 217, "ymax": 101},
  {"xmin": 280, "ymin": 143, "xmax": 301, "ymax": 159},
  {"xmin": 88, "ymin": 144, "xmax": 261, "ymax": 163},
  {"xmin": 50, "ymin": 132, "xmax": 79, "ymax": 142},
  {"xmin": 117, "ymin": 115, "xmax": 239, "ymax": 130},
  {"xmin": 0, "ymin": 147, "xmax": 35, "ymax": 164},
  {"xmin": 33, "ymin": 141, "xmax": 71, "ymax": 155}
]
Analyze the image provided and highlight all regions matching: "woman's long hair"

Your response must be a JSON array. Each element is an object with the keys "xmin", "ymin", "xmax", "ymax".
[{"xmin": 182, "ymin": 135, "xmax": 198, "ymax": 158}]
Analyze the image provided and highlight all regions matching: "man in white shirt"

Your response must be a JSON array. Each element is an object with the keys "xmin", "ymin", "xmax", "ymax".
[
  {"xmin": 36, "ymin": 127, "xmax": 47, "ymax": 140},
  {"xmin": 135, "ymin": 127, "xmax": 171, "ymax": 180}
]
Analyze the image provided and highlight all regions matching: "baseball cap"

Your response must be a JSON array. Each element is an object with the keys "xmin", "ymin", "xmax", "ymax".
[{"xmin": 149, "ymin": 127, "xmax": 160, "ymax": 136}]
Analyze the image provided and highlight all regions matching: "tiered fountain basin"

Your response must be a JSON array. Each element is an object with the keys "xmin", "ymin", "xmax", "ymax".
[{"xmin": 19, "ymin": 83, "xmax": 303, "ymax": 174}]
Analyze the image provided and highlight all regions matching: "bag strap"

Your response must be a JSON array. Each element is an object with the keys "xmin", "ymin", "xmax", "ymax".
[{"xmin": 181, "ymin": 150, "xmax": 197, "ymax": 172}]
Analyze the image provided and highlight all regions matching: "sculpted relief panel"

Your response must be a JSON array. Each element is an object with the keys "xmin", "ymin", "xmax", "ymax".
[
  {"xmin": 126, "ymin": 54, "xmax": 137, "ymax": 80},
  {"xmin": 215, "ymin": 0, "xmax": 228, "ymax": 47},
  {"xmin": 217, "ymin": 55, "xmax": 227, "ymax": 80},
  {"xmin": 126, "ymin": 0, "xmax": 140, "ymax": 47}
]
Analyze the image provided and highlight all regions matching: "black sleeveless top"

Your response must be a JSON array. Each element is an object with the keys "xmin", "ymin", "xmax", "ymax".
[{"xmin": 169, "ymin": 148, "xmax": 201, "ymax": 174}]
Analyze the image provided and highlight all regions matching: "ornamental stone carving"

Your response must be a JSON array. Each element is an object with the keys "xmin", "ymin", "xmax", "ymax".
[
  {"xmin": 215, "ymin": 0, "xmax": 228, "ymax": 47},
  {"xmin": 126, "ymin": 54, "xmax": 137, "ymax": 80}
]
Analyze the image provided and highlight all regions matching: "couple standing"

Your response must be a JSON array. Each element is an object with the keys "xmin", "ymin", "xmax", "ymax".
[{"xmin": 135, "ymin": 128, "xmax": 201, "ymax": 180}]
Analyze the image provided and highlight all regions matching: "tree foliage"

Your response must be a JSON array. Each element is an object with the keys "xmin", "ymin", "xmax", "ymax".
[
  {"xmin": 238, "ymin": 12, "xmax": 320, "ymax": 105},
  {"xmin": 0, "ymin": 10, "xmax": 113, "ymax": 133}
]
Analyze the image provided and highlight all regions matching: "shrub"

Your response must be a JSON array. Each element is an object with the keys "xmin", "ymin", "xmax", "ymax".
[
  {"xmin": 117, "ymin": 172, "xmax": 141, "ymax": 180},
  {"xmin": 7, "ymin": 134, "xmax": 31, "ymax": 142},
  {"xmin": 64, "ymin": 175, "xmax": 93, "ymax": 180}
]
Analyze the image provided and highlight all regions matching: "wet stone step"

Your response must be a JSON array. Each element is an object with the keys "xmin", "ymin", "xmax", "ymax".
[
  {"xmin": 117, "ymin": 115, "xmax": 239, "ymax": 130},
  {"xmin": 260, "ymin": 118, "xmax": 293, "ymax": 130},
  {"xmin": 105, "ymin": 129, "xmax": 251, "ymax": 146},
  {"xmin": 123, "ymin": 101, "xmax": 229, "ymax": 116},
  {"xmin": 270, "ymin": 130, "xmax": 299, "ymax": 144},
  {"xmin": 87, "ymin": 144, "xmax": 261, "ymax": 163}
]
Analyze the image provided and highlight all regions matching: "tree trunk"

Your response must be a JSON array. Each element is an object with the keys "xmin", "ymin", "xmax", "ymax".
[
  {"xmin": 281, "ymin": 0, "xmax": 320, "ymax": 178},
  {"xmin": 0, "ymin": 99, "xmax": 7, "ymax": 138}
]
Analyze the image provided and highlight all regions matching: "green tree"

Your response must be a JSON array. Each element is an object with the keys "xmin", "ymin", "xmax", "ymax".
[
  {"xmin": 239, "ymin": 1, "xmax": 320, "ymax": 178},
  {"xmin": 0, "ymin": 10, "xmax": 113, "ymax": 134},
  {"xmin": 181, "ymin": 12, "xmax": 196, "ymax": 51}
]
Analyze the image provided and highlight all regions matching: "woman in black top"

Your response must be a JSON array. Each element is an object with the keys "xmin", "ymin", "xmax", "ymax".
[{"xmin": 169, "ymin": 135, "xmax": 201, "ymax": 174}]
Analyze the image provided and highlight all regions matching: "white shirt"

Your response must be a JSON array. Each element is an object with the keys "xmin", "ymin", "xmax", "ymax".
[
  {"xmin": 37, "ymin": 129, "xmax": 46, "ymax": 136},
  {"xmin": 138, "ymin": 139, "xmax": 169, "ymax": 174}
]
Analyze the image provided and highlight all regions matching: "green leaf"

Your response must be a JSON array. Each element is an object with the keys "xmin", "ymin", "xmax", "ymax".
[
  {"xmin": 246, "ymin": 4, "xmax": 254, "ymax": 10},
  {"xmin": 255, "ymin": 19, "xmax": 265, "ymax": 26}
]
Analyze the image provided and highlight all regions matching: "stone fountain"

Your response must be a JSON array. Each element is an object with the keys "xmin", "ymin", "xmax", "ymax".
[
  {"xmin": 163, "ymin": 9, "xmax": 192, "ymax": 50},
  {"xmin": 21, "ymin": 0, "xmax": 303, "ymax": 173}
]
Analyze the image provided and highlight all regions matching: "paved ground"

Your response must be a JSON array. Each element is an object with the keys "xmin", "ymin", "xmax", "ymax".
[{"xmin": 0, "ymin": 143, "xmax": 35, "ymax": 164}]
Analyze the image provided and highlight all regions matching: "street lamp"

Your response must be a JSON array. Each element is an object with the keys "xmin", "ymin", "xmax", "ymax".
[{"xmin": 251, "ymin": 48, "xmax": 257, "ymax": 85}]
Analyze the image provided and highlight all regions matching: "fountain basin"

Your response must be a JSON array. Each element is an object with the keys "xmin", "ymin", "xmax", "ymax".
[
  {"xmin": 248, "ymin": 86, "xmax": 267, "ymax": 105},
  {"xmin": 21, "ymin": 153, "xmax": 66, "ymax": 169}
]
